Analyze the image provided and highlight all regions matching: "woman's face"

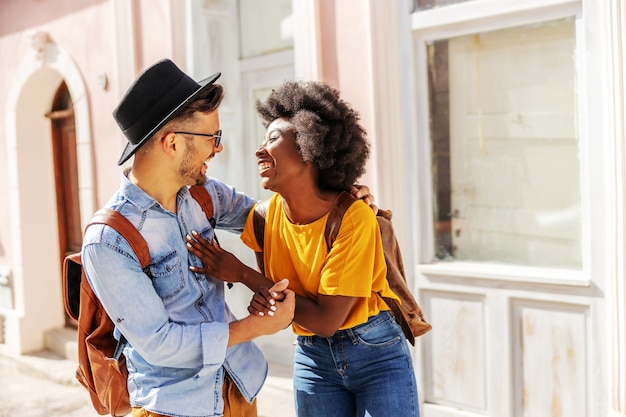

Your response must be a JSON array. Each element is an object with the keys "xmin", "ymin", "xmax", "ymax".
[{"xmin": 256, "ymin": 118, "xmax": 308, "ymax": 192}]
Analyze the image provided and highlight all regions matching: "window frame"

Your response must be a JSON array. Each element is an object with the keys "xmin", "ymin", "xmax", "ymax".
[{"xmin": 411, "ymin": 0, "xmax": 590, "ymax": 286}]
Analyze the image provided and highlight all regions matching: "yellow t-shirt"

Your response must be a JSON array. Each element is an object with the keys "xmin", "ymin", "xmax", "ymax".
[{"xmin": 240, "ymin": 193, "xmax": 399, "ymax": 336}]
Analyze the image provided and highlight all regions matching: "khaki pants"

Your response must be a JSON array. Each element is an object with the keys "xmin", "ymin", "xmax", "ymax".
[
  {"xmin": 222, "ymin": 373, "xmax": 258, "ymax": 417},
  {"xmin": 131, "ymin": 373, "xmax": 257, "ymax": 417}
]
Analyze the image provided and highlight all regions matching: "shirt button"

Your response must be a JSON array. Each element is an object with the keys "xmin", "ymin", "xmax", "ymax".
[{"xmin": 166, "ymin": 265, "xmax": 172, "ymax": 272}]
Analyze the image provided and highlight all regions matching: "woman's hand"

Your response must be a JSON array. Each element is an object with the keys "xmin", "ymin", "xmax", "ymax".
[
  {"xmin": 248, "ymin": 285, "xmax": 286, "ymax": 317},
  {"xmin": 186, "ymin": 231, "xmax": 243, "ymax": 283},
  {"xmin": 261, "ymin": 279, "xmax": 294, "ymax": 329}
]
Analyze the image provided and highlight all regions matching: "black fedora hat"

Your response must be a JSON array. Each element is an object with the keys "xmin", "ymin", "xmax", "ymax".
[{"xmin": 114, "ymin": 59, "xmax": 221, "ymax": 165}]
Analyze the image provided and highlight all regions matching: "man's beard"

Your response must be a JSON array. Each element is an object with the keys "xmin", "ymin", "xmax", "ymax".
[
  {"xmin": 179, "ymin": 143, "xmax": 207, "ymax": 186},
  {"xmin": 195, "ymin": 175, "xmax": 207, "ymax": 186}
]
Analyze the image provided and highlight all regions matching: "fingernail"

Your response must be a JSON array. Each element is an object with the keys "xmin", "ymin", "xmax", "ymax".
[
  {"xmin": 268, "ymin": 311, "xmax": 275, "ymax": 317},
  {"xmin": 269, "ymin": 299, "xmax": 275, "ymax": 305},
  {"xmin": 272, "ymin": 292, "xmax": 278, "ymax": 297},
  {"xmin": 192, "ymin": 230, "xmax": 198, "ymax": 236},
  {"xmin": 270, "ymin": 306, "xmax": 277, "ymax": 312},
  {"xmin": 186, "ymin": 243, "xmax": 192, "ymax": 248},
  {"xmin": 258, "ymin": 312, "xmax": 264, "ymax": 317}
]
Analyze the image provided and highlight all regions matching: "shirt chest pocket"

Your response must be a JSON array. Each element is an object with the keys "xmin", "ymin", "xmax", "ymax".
[{"xmin": 148, "ymin": 250, "xmax": 185, "ymax": 299}]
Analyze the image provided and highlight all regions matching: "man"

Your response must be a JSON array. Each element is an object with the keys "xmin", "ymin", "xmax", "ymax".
[{"xmin": 82, "ymin": 59, "xmax": 295, "ymax": 417}]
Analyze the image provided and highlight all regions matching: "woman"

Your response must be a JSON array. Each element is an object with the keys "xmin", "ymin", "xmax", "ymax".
[{"xmin": 187, "ymin": 80, "xmax": 420, "ymax": 417}]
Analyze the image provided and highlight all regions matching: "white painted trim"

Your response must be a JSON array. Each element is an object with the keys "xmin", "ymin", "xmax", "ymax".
[
  {"xmin": 9, "ymin": 41, "xmax": 96, "ymax": 233},
  {"xmin": 412, "ymin": 38, "xmax": 437, "ymax": 264},
  {"xmin": 112, "ymin": 0, "xmax": 137, "ymax": 96},
  {"xmin": 412, "ymin": 0, "xmax": 581, "ymax": 40},
  {"xmin": 293, "ymin": 0, "xmax": 322, "ymax": 81},
  {"xmin": 368, "ymin": 0, "xmax": 421, "ymax": 283},
  {"xmin": 239, "ymin": 49, "xmax": 295, "ymax": 74},
  {"xmin": 183, "ymin": 0, "xmax": 195, "ymax": 73},
  {"xmin": 422, "ymin": 402, "xmax": 488, "ymax": 417},
  {"xmin": 603, "ymin": 0, "xmax": 626, "ymax": 411},
  {"xmin": 417, "ymin": 262, "xmax": 590, "ymax": 287},
  {"xmin": 111, "ymin": 0, "xmax": 138, "ymax": 168},
  {"xmin": 575, "ymin": 6, "xmax": 594, "ymax": 285}
]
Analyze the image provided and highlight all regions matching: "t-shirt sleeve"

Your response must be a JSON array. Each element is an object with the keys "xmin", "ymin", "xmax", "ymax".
[{"xmin": 240, "ymin": 202, "xmax": 263, "ymax": 252}]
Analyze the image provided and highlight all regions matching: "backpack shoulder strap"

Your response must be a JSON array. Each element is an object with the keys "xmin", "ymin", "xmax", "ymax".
[
  {"xmin": 88, "ymin": 209, "xmax": 151, "ymax": 269},
  {"xmin": 188, "ymin": 185, "xmax": 234, "ymax": 287},
  {"xmin": 324, "ymin": 191, "xmax": 358, "ymax": 251},
  {"xmin": 252, "ymin": 200, "xmax": 269, "ymax": 273},
  {"xmin": 189, "ymin": 185, "xmax": 215, "ymax": 227},
  {"xmin": 253, "ymin": 200, "xmax": 269, "ymax": 248},
  {"xmin": 85, "ymin": 209, "xmax": 152, "ymax": 355}
]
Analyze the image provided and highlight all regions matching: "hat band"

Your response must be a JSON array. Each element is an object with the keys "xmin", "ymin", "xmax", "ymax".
[{"xmin": 122, "ymin": 76, "xmax": 200, "ymax": 144}]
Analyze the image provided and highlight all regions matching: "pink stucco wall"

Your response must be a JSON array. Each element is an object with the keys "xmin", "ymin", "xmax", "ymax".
[
  {"xmin": 0, "ymin": 0, "xmax": 117, "ymax": 266},
  {"xmin": 0, "ymin": 0, "xmax": 185, "ymax": 354},
  {"xmin": 0, "ymin": 0, "xmax": 183, "ymax": 266},
  {"xmin": 318, "ymin": 0, "xmax": 376, "ymax": 189}
]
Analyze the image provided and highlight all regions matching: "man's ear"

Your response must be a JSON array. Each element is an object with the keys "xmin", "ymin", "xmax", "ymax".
[{"xmin": 161, "ymin": 131, "xmax": 178, "ymax": 158}]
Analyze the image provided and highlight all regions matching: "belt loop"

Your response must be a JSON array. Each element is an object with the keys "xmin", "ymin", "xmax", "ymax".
[
  {"xmin": 298, "ymin": 335, "xmax": 315, "ymax": 346},
  {"xmin": 346, "ymin": 328, "xmax": 358, "ymax": 345}
]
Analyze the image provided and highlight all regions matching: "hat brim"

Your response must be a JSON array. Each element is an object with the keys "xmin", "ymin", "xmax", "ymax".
[{"xmin": 117, "ymin": 71, "xmax": 221, "ymax": 165}]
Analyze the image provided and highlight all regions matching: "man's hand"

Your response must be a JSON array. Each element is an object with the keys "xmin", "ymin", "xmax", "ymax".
[
  {"xmin": 228, "ymin": 279, "xmax": 294, "ymax": 346},
  {"xmin": 351, "ymin": 184, "xmax": 378, "ymax": 214},
  {"xmin": 248, "ymin": 285, "xmax": 286, "ymax": 317},
  {"xmin": 250, "ymin": 279, "xmax": 294, "ymax": 331}
]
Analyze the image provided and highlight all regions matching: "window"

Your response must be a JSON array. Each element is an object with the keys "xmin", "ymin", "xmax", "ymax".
[
  {"xmin": 414, "ymin": 0, "xmax": 473, "ymax": 12},
  {"xmin": 238, "ymin": 0, "xmax": 293, "ymax": 59},
  {"xmin": 428, "ymin": 18, "xmax": 580, "ymax": 268}
]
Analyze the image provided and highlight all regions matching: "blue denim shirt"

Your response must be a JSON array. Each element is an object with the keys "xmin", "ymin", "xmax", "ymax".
[{"xmin": 82, "ymin": 173, "xmax": 266, "ymax": 417}]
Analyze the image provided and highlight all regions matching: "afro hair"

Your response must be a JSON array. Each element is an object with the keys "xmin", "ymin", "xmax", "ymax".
[{"xmin": 256, "ymin": 81, "xmax": 370, "ymax": 192}]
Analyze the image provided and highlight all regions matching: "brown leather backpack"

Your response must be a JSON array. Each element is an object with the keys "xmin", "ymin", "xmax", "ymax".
[
  {"xmin": 62, "ymin": 185, "xmax": 214, "ymax": 416},
  {"xmin": 253, "ymin": 192, "xmax": 431, "ymax": 345}
]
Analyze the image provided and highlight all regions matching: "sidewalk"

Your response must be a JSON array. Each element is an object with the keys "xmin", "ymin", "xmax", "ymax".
[{"xmin": 0, "ymin": 350, "xmax": 295, "ymax": 417}]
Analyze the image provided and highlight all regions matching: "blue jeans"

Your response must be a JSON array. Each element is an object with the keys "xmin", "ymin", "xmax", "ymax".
[{"xmin": 293, "ymin": 311, "xmax": 420, "ymax": 417}]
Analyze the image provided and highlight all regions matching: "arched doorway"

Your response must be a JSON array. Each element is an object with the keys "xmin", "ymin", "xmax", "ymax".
[
  {"xmin": 3, "ymin": 39, "xmax": 95, "ymax": 356},
  {"xmin": 46, "ymin": 81, "xmax": 81, "ymax": 327}
]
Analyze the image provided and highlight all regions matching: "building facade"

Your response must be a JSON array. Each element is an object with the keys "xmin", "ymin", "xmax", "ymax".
[{"xmin": 0, "ymin": 0, "xmax": 624, "ymax": 416}]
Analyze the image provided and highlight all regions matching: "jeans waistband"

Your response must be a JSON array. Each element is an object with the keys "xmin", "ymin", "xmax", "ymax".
[{"xmin": 298, "ymin": 310, "xmax": 393, "ymax": 344}]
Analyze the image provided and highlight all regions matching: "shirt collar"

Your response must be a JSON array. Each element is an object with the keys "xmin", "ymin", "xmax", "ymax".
[{"xmin": 118, "ymin": 168, "xmax": 193, "ymax": 214}]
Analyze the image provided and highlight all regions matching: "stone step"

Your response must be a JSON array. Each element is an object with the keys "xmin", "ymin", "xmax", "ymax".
[
  {"xmin": 44, "ymin": 326, "xmax": 78, "ymax": 362},
  {"xmin": 15, "ymin": 348, "xmax": 80, "ymax": 386}
]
